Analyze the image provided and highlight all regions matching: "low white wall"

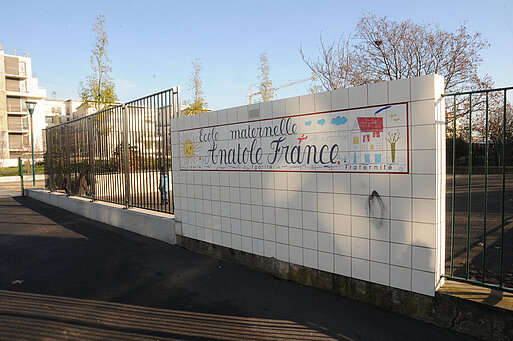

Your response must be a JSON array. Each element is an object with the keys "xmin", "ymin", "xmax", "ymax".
[
  {"xmin": 171, "ymin": 74, "xmax": 445, "ymax": 296},
  {"xmin": 25, "ymin": 189, "xmax": 176, "ymax": 244},
  {"xmin": 0, "ymin": 174, "xmax": 45, "ymax": 183}
]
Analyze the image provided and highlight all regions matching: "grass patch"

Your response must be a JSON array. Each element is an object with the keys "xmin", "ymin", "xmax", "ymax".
[{"xmin": 0, "ymin": 165, "xmax": 45, "ymax": 176}]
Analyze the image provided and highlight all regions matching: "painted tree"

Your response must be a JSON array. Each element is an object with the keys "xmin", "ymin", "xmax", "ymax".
[
  {"xmin": 183, "ymin": 58, "xmax": 208, "ymax": 116},
  {"xmin": 258, "ymin": 52, "xmax": 275, "ymax": 102},
  {"xmin": 78, "ymin": 15, "xmax": 118, "ymax": 111},
  {"xmin": 386, "ymin": 130, "xmax": 401, "ymax": 163}
]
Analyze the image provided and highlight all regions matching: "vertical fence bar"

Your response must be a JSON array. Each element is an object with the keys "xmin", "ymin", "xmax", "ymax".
[
  {"xmin": 47, "ymin": 129, "xmax": 54, "ymax": 191},
  {"xmin": 482, "ymin": 92, "xmax": 489, "ymax": 283},
  {"xmin": 172, "ymin": 88, "xmax": 178, "ymax": 212},
  {"xmin": 500, "ymin": 90, "xmax": 507, "ymax": 287},
  {"xmin": 466, "ymin": 94, "xmax": 473, "ymax": 280},
  {"xmin": 136, "ymin": 104, "xmax": 141, "ymax": 208},
  {"xmin": 127, "ymin": 104, "xmax": 134, "ymax": 207},
  {"xmin": 115, "ymin": 109, "xmax": 120, "ymax": 203},
  {"xmin": 88, "ymin": 116, "xmax": 95, "ymax": 200},
  {"xmin": 164, "ymin": 92, "xmax": 169, "ymax": 211},
  {"xmin": 97, "ymin": 114, "xmax": 102, "ymax": 201},
  {"xmin": 110, "ymin": 110, "xmax": 115, "ymax": 203},
  {"xmin": 151, "ymin": 96, "xmax": 155, "ymax": 208},
  {"xmin": 112, "ymin": 110, "xmax": 115, "ymax": 202},
  {"xmin": 155, "ymin": 95, "xmax": 159, "ymax": 208},
  {"xmin": 123, "ymin": 105, "xmax": 130, "ymax": 208},
  {"xmin": 165, "ymin": 91, "xmax": 171, "ymax": 212},
  {"xmin": 105, "ymin": 111, "xmax": 109, "ymax": 201},
  {"xmin": 158, "ymin": 93, "xmax": 164, "ymax": 208},
  {"xmin": 73, "ymin": 123, "xmax": 78, "ymax": 194},
  {"xmin": 176, "ymin": 86, "xmax": 181, "ymax": 118},
  {"xmin": 141, "ymin": 101, "xmax": 148, "ymax": 208},
  {"xmin": 101, "ymin": 111, "xmax": 106, "ymax": 201},
  {"xmin": 451, "ymin": 95, "xmax": 457, "ymax": 276},
  {"xmin": 65, "ymin": 124, "xmax": 71, "ymax": 195}
]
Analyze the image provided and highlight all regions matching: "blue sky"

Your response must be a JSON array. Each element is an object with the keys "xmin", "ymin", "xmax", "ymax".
[{"xmin": 1, "ymin": 0, "xmax": 511, "ymax": 109}]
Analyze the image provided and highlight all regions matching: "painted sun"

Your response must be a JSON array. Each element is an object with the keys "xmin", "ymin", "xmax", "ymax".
[
  {"xmin": 179, "ymin": 132, "xmax": 201, "ymax": 168},
  {"xmin": 184, "ymin": 140, "xmax": 194, "ymax": 158}
]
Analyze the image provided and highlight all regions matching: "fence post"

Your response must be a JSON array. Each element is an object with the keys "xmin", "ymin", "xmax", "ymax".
[
  {"xmin": 18, "ymin": 157, "xmax": 24, "ymax": 197},
  {"xmin": 175, "ymin": 86, "xmax": 181, "ymax": 118},
  {"xmin": 88, "ymin": 116, "xmax": 96, "ymax": 200},
  {"xmin": 123, "ymin": 104, "xmax": 130, "ymax": 208},
  {"xmin": 46, "ymin": 129, "xmax": 53, "ymax": 191}
]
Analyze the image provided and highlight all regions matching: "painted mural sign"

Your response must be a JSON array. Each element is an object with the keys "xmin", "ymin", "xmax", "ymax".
[{"xmin": 179, "ymin": 103, "xmax": 408, "ymax": 173}]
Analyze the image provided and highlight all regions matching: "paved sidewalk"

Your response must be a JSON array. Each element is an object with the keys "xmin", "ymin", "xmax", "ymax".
[
  {"xmin": 0, "ymin": 197, "xmax": 474, "ymax": 340},
  {"xmin": 0, "ymin": 180, "xmax": 44, "ymax": 198}
]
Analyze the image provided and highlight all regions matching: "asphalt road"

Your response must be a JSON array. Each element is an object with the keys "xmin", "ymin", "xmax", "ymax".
[{"xmin": 0, "ymin": 196, "xmax": 475, "ymax": 340}]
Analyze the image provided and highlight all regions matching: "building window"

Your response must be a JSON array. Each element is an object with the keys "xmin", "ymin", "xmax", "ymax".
[
  {"xmin": 22, "ymin": 117, "xmax": 29, "ymax": 130},
  {"xmin": 7, "ymin": 97, "xmax": 24, "ymax": 112},
  {"xmin": 4, "ymin": 56, "xmax": 19, "ymax": 75}
]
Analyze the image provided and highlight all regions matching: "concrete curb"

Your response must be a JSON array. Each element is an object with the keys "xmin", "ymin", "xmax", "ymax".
[{"xmin": 25, "ymin": 189, "xmax": 176, "ymax": 244}]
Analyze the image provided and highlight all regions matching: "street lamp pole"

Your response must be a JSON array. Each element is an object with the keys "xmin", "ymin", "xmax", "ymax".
[{"xmin": 26, "ymin": 101, "xmax": 37, "ymax": 186}]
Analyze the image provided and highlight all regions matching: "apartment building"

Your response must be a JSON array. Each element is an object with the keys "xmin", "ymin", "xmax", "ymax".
[{"xmin": 0, "ymin": 44, "xmax": 83, "ymax": 167}]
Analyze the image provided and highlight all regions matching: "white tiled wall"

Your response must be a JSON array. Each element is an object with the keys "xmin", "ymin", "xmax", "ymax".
[{"xmin": 171, "ymin": 74, "xmax": 445, "ymax": 297}]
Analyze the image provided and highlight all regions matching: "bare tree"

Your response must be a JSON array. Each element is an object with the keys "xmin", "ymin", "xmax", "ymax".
[
  {"xmin": 354, "ymin": 14, "xmax": 490, "ymax": 93},
  {"xmin": 299, "ymin": 33, "xmax": 364, "ymax": 91},
  {"xmin": 299, "ymin": 14, "xmax": 490, "ymax": 94}
]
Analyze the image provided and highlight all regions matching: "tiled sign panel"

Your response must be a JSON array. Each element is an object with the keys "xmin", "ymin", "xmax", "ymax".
[{"xmin": 179, "ymin": 103, "xmax": 408, "ymax": 173}]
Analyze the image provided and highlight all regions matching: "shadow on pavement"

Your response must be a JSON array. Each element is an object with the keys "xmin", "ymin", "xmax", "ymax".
[
  {"xmin": 0, "ymin": 290, "xmax": 332, "ymax": 341},
  {"xmin": 0, "ymin": 197, "xmax": 474, "ymax": 340}
]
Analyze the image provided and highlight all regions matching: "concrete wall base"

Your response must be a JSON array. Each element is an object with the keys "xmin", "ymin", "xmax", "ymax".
[
  {"xmin": 26, "ymin": 189, "xmax": 175, "ymax": 244},
  {"xmin": 176, "ymin": 235, "xmax": 513, "ymax": 340}
]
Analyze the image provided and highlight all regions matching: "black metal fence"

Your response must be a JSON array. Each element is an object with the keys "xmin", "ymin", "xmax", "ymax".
[
  {"xmin": 445, "ymin": 86, "xmax": 513, "ymax": 292},
  {"xmin": 44, "ymin": 88, "xmax": 180, "ymax": 214}
]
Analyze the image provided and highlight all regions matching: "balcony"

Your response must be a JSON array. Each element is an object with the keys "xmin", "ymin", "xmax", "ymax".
[
  {"xmin": 8, "ymin": 133, "xmax": 30, "ymax": 151},
  {"xmin": 6, "ymin": 81, "xmax": 30, "ymax": 97},
  {"xmin": 4, "ymin": 66, "xmax": 28, "ymax": 78},
  {"xmin": 3, "ymin": 49, "xmax": 29, "ymax": 78},
  {"xmin": 8, "ymin": 116, "xmax": 29, "ymax": 132},
  {"xmin": 6, "ymin": 101, "xmax": 27, "ymax": 114},
  {"xmin": 6, "ymin": 79, "xmax": 26, "ymax": 91}
]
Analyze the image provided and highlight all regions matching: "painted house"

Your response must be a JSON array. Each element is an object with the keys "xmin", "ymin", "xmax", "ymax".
[{"xmin": 351, "ymin": 117, "xmax": 384, "ymax": 164}]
